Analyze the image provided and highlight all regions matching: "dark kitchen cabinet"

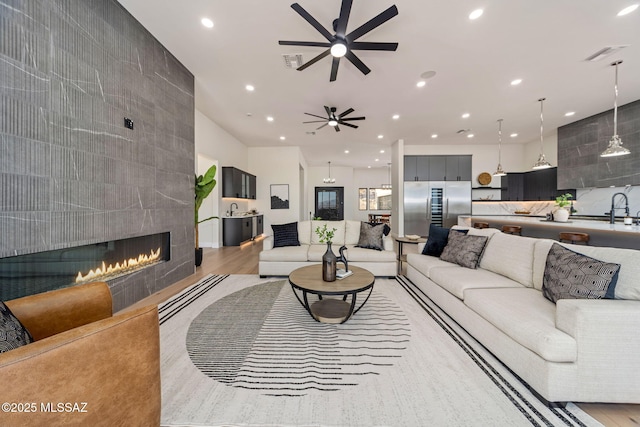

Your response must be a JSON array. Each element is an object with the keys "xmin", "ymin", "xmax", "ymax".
[
  {"xmin": 223, "ymin": 217, "xmax": 252, "ymax": 246},
  {"xmin": 444, "ymin": 155, "xmax": 472, "ymax": 181},
  {"xmin": 222, "ymin": 167, "xmax": 256, "ymax": 199},
  {"xmin": 404, "ymin": 155, "xmax": 472, "ymax": 182},
  {"xmin": 501, "ymin": 167, "xmax": 564, "ymax": 201},
  {"xmin": 501, "ymin": 173, "xmax": 524, "ymax": 201},
  {"xmin": 404, "ymin": 156, "xmax": 430, "ymax": 181}
]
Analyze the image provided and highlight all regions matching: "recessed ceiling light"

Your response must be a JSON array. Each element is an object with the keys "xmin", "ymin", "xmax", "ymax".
[
  {"xmin": 245, "ymin": 84, "xmax": 255, "ymax": 91},
  {"xmin": 392, "ymin": 114, "xmax": 400, "ymax": 120},
  {"xmin": 510, "ymin": 133, "xmax": 518, "ymax": 138},
  {"xmin": 344, "ymin": 150, "xmax": 350, "ymax": 154},
  {"xmin": 618, "ymin": 4, "xmax": 638, "ymax": 16},
  {"xmin": 469, "ymin": 9, "xmax": 483, "ymax": 20},
  {"xmin": 201, "ymin": 18, "xmax": 214, "ymax": 28},
  {"xmin": 380, "ymin": 150, "xmax": 385, "ymax": 153},
  {"xmin": 510, "ymin": 79, "xmax": 522, "ymax": 86},
  {"xmin": 266, "ymin": 116, "xmax": 274, "ymax": 122},
  {"xmin": 467, "ymin": 133, "xmax": 474, "ymax": 138},
  {"xmin": 431, "ymin": 134, "xmax": 438, "ymax": 139},
  {"xmin": 416, "ymin": 81, "xmax": 426, "ymax": 88},
  {"xmin": 462, "ymin": 113, "xmax": 470, "ymax": 119},
  {"xmin": 565, "ymin": 111, "xmax": 576, "ymax": 117},
  {"xmin": 279, "ymin": 136, "xmax": 286, "ymax": 140},
  {"xmin": 368, "ymin": 166, "xmax": 371, "ymax": 169},
  {"xmin": 375, "ymin": 158, "xmax": 380, "ymax": 162},
  {"xmin": 377, "ymin": 135, "xmax": 384, "ymax": 139}
]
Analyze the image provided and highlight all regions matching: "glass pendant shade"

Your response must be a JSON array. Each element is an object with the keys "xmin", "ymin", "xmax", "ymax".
[
  {"xmin": 323, "ymin": 161, "xmax": 335, "ymax": 183},
  {"xmin": 532, "ymin": 98, "xmax": 551, "ymax": 170},
  {"xmin": 493, "ymin": 119, "xmax": 507, "ymax": 176},
  {"xmin": 601, "ymin": 60, "xmax": 630, "ymax": 157}
]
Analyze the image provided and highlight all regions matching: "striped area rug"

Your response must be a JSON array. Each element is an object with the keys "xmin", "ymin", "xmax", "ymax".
[{"xmin": 159, "ymin": 274, "xmax": 602, "ymax": 427}]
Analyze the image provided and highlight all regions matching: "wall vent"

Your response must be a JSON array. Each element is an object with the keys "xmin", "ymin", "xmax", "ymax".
[
  {"xmin": 283, "ymin": 54, "xmax": 304, "ymax": 69},
  {"xmin": 584, "ymin": 46, "xmax": 628, "ymax": 62}
]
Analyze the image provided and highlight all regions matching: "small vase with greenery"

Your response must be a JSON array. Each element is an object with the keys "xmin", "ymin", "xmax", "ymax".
[
  {"xmin": 554, "ymin": 193, "xmax": 573, "ymax": 222},
  {"xmin": 195, "ymin": 165, "xmax": 219, "ymax": 266},
  {"xmin": 315, "ymin": 224, "xmax": 338, "ymax": 282}
]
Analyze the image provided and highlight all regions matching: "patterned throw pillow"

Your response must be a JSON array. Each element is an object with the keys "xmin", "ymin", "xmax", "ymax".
[
  {"xmin": 356, "ymin": 222, "xmax": 385, "ymax": 251},
  {"xmin": 542, "ymin": 243, "xmax": 620, "ymax": 303},
  {"xmin": 439, "ymin": 229, "xmax": 488, "ymax": 269},
  {"xmin": 1, "ymin": 301, "xmax": 33, "ymax": 354},
  {"xmin": 422, "ymin": 224, "xmax": 468, "ymax": 257},
  {"xmin": 271, "ymin": 222, "xmax": 300, "ymax": 248}
]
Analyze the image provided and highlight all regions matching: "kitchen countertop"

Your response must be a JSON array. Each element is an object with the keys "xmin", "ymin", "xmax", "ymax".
[
  {"xmin": 461, "ymin": 215, "xmax": 640, "ymax": 234},
  {"xmin": 224, "ymin": 212, "xmax": 262, "ymax": 218}
]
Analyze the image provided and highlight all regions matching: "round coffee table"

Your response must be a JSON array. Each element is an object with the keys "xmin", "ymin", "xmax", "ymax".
[{"xmin": 288, "ymin": 265, "xmax": 375, "ymax": 324}]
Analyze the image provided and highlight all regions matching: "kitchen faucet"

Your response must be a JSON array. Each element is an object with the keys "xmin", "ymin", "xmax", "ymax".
[
  {"xmin": 606, "ymin": 192, "xmax": 629, "ymax": 224},
  {"xmin": 230, "ymin": 202, "xmax": 238, "ymax": 216}
]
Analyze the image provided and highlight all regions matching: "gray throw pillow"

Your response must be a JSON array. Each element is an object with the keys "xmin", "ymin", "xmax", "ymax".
[
  {"xmin": 542, "ymin": 243, "xmax": 620, "ymax": 303},
  {"xmin": 355, "ymin": 222, "xmax": 385, "ymax": 251},
  {"xmin": 439, "ymin": 229, "xmax": 488, "ymax": 269},
  {"xmin": 0, "ymin": 301, "xmax": 33, "ymax": 354}
]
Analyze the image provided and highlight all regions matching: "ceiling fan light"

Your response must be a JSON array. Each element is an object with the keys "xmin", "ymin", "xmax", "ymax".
[
  {"xmin": 330, "ymin": 42, "xmax": 347, "ymax": 57},
  {"xmin": 328, "ymin": 119, "xmax": 338, "ymax": 127}
]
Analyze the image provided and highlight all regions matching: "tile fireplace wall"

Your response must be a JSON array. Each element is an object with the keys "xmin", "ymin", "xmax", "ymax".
[{"xmin": 0, "ymin": 0, "xmax": 195, "ymax": 311}]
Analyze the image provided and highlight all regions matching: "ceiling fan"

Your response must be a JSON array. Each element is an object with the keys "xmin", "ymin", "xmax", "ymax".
[
  {"xmin": 279, "ymin": 0, "xmax": 399, "ymax": 81},
  {"xmin": 304, "ymin": 106, "xmax": 365, "ymax": 132}
]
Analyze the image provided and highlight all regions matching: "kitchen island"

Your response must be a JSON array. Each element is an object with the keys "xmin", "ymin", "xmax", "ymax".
[{"xmin": 460, "ymin": 215, "xmax": 640, "ymax": 250}]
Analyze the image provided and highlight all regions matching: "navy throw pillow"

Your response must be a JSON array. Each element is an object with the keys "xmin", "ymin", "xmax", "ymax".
[
  {"xmin": 422, "ymin": 225, "xmax": 467, "ymax": 257},
  {"xmin": 272, "ymin": 222, "xmax": 300, "ymax": 248}
]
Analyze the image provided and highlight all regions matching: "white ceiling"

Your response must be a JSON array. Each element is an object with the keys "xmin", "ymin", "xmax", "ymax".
[{"xmin": 117, "ymin": 0, "xmax": 640, "ymax": 169}]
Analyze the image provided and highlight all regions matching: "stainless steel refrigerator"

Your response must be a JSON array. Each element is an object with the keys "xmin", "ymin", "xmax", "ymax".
[{"xmin": 404, "ymin": 181, "xmax": 472, "ymax": 236}]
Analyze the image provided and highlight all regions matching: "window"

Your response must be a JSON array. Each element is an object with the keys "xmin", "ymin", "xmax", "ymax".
[
  {"xmin": 358, "ymin": 188, "xmax": 368, "ymax": 210},
  {"xmin": 368, "ymin": 188, "xmax": 392, "ymax": 210}
]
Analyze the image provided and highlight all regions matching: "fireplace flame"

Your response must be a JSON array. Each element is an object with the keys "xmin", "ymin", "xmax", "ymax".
[{"xmin": 75, "ymin": 247, "xmax": 162, "ymax": 283}]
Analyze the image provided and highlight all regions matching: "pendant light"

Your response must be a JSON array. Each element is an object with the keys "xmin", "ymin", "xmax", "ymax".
[
  {"xmin": 532, "ymin": 97, "xmax": 552, "ymax": 170},
  {"xmin": 601, "ymin": 60, "xmax": 630, "ymax": 157},
  {"xmin": 382, "ymin": 163, "xmax": 392, "ymax": 189},
  {"xmin": 493, "ymin": 119, "xmax": 507, "ymax": 177},
  {"xmin": 323, "ymin": 161, "xmax": 335, "ymax": 183}
]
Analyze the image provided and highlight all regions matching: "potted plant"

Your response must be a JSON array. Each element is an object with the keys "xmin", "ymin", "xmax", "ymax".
[
  {"xmin": 315, "ymin": 224, "xmax": 337, "ymax": 282},
  {"xmin": 554, "ymin": 193, "xmax": 573, "ymax": 222},
  {"xmin": 195, "ymin": 165, "xmax": 218, "ymax": 266}
]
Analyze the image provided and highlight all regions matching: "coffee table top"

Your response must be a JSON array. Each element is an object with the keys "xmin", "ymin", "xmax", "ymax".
[{"xmin": 288, "ymin": 265, "xmax": 374, "ymax": 295}]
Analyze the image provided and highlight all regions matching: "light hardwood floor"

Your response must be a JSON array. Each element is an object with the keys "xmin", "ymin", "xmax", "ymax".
[{"xmin": 122, "ymin": 238, "xmax": 640, "ymax": 427}]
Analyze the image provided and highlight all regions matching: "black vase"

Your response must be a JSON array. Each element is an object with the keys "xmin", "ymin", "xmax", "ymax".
[
  {"xmin": 195, "ymin": 248, "xmax": 203, "ymax": 267},
  {"xmin": 322, "ymin": 243, "xmax": 337, "ymax": 282}
]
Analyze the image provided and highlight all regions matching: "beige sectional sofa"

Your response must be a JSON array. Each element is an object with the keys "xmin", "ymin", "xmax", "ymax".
[
  {"xmin": 406, "ymin": 226, "xmax": 640, "ymax": 405},
  {"xmin": 259, "ymin": 220, "xmax": 397, "ymax": 277}
]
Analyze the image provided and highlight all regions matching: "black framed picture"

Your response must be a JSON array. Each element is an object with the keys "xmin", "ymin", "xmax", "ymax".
[{"xmin": 270, "ymin": 184, "xmax": 289, "ymax": 209}]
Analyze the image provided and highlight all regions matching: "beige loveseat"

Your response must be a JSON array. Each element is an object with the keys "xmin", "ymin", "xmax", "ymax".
[
  {"xmin": 406, "ymin": 227, "xmax": 640, "ymax": 405},
  {"xmin": 259, "ymin": 220, "xmax": 397, "ymax": 277}
]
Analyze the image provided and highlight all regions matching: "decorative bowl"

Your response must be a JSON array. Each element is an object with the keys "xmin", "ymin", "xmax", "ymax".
[{"xmin": 405, "ymin": 234, "xmax": 420, "ymax": 240}]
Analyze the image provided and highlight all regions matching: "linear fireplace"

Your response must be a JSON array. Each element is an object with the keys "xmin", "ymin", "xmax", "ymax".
[{"xmin": 0, "ymin": 233, "xmax": 170, "ymax": 301}]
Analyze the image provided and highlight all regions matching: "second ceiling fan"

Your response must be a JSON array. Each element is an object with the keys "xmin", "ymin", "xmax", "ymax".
[
  {"xmin": 279, "ymin": 0, "xmax": 399, "ymax": 81},
  {"xmin": 304, "ymin": 106, "xmax": 365, "ymax": 132}
]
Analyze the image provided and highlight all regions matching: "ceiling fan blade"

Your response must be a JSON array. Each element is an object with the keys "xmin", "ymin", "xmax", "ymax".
[
  {"xmin": 324, "ymin": 106, "xmax": 332, "ymax": 117},
  {"xmin": 330, "ymin": 56, "xmax": 340, "ymax": 82},
  {"xmin": 345, "ymin": 51, "xmax": 371, "ymax": 75},
  {"xmin": 297, "ymin": 49, "xmax": 330, "ymax": 71},
  {"xmin": 339, "ymin": 108, "xmax": 354, "ymax": 118},
  {"xmin": 291, "ymin": 3, "xmax": 334, "ymax": 41},
  {"xmin": 279, "ymin": 40, "xmax": 331, "ymax": 48},
  {"xmin": 334, "ymin": 125, "xmax": 341, "ymax": 132},
  {"xmin": 350, "ymin": 41, "xmax": 398, "ymax": 51},
  {"xmin": 303, "ymin": 120, "xmax": 328, "ymax": 123},
  {"xmin": 346, "ymin": 5, "xmax": 398, "ymax": 43},
  {"xmin": 335, "ymin": 0, "xmax": 353, "ymax": 37},
  {"xmin": 341, "ymin": 116, "xmax": 365, "ymax": 121},
  {"xmin": 304, "ymin": 112, "xmax": 329, "ymax": 120},
  {"xmin": 316, "ymin": 123, "xmax": 329, "ymax": 130},
  {"xmin": 340, "ymin": 122, "xmax": 358, "ymax": 129}
]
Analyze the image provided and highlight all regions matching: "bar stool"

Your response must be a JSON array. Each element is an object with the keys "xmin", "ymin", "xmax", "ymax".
[
  {"xmin": 501, "ymin": 225, "xmax": 522, "ymax": 235},
  {"xmin": 559, "ymin": 232, "xmax": 590, "ymax": 245},
  {"xmin": 473, "ymin": 222, "xmax": 489, "ymax": 229}
]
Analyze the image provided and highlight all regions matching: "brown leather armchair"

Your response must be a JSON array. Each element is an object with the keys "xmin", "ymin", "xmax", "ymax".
[{"xmin": 0, "ymin": 282, "xmax": 160, "ymax": 426}]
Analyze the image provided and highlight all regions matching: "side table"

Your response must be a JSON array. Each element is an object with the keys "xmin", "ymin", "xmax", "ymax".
[{"xmin": 394, "ymin": 236, "xmax": 427, "ymax": 274}]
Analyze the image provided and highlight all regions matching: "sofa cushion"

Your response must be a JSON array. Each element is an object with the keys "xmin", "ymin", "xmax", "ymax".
[
  {"xmin": 271, "ymin": 222, "xmax": 300, "ymax": 248},
  {"xmin": 422, "ymin": 224, "xmax": 453, "ymax": 257},
  {"xmin": 259, "ymin": 245, "xmax": 309, "ymax": 262},
  {"xmin": 406, "ymin": 253, "xmax": 458, "ymax": 278},
  {"xmin": 344, "ymin": 246, "xmax": 397, "ymax": 262},
  {"xmin": 307, "ymin": 244, "xmax": 329, "ymax": 262},
  {"xmin": 345, "ymin": 221, "xmax": 362, "ymax": 245},
  {"xmin": 440, "ymin": 230, "xmax": 487, "ymax": 269},
  {"xmin": 355, "ymin": 222, "xmax": 385, "ymax": 251},
  {"xmin": 429, "ymin": 266, "xmax": 524, "ymax": 300},
  {"xmin": 311, "ymin": 221, "xmax": 346, "ymax": 246},
  {"xmin": 464, "ymin": 288, "xmax": 577, "ymax": 363},
  {"xmin": 298, "ymin": 221, "xmax": 312, "ymax": 245},
  {"xmin": 0, "ymin": 301, "xmax": 33, "ymax": 353},
  {"xmin": 542, "ymin": 243, "xmax": 620, "ymax": 303},
  {"xmin": 480, "ymin": 233, "xmax": 537, "ymax": 288}
]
